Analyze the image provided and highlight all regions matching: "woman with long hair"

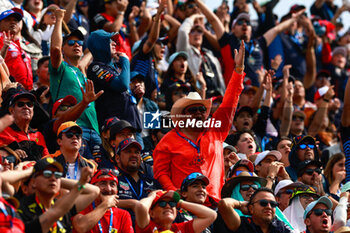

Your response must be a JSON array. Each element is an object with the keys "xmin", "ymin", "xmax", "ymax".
[{"xmin": 324, "ymin": 152, "xmax": 346, "ymax": 200}]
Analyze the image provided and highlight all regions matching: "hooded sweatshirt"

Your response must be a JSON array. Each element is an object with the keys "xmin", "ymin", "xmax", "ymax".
[{"xmin": 87, "ymin": 30, "xmax": 141, "ymax": 131}]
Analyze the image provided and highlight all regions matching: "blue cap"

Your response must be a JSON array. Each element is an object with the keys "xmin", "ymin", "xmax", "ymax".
[
  {"xmin": 116, "ymin": 138, "xmax": 142, "ymax": 154},
  {"xmin": 0, "ymin": 8, "xmax": 23, "ymax": 21},
  {"xmin": 303, "ymin": 196, "xmax": 332, "ymax": 220},
  {"xmin": 168, "ymin": 51, "xmax": 188, "ymax": 65},
  {"xmin": 130, "ymin": 71, "xmax": 145, "ymax": 81}
]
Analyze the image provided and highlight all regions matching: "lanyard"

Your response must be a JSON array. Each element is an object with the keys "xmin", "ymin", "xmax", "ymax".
[
  {"xmin": 63, "ymin": 61, "xmax": 86, "ymax": 89},
  {"xmin": 152, "ymin": 60, "xmax": 160, "ymax": 94},
  {"xmin": 73, "ymin": 13, "xmax": 82, "ymax": 26},
  {"xmin": 244, "ymin": 40, "xmax": 255, "ymax": 57},
  {"xmin": 124, "ymin": 176, "xmax": 143, "ymax": 200},
  {"xmin": 0, "ymin": 202, "xmax": 14, "ymax": 228},
  {"xmin": 66, "ymin": 160, "xmax": 79, "ymax": 180},
  {"xmin": 175, "ymin": 130, "xmax": 201, "ymax": 155},
  {"xmin": 92, "ymin": 202, "xmax": 113, "ymax": 233},
  {"xmin": 35, "ymin": 196, "xmax": 64, "ymax": 231}
]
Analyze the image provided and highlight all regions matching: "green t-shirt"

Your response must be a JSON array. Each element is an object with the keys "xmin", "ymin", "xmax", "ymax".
[{"xmin": 49, "ymin": 60, "xmax": 99, "ymax": 134}]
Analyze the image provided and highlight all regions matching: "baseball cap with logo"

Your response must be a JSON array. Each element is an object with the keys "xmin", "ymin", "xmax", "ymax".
[
  {"xmin": 0, "ymin": 8, "xmax": 23, "ymax": 21},
  {"xmin": 33, "ymin": 157, "xmax": 63, "ymax": 174},
  {"xmin": 116, "ymin": 138, "xmax": 142, "ymax": 154},
  {"xmin": 180, "ymin": 172, "xmax": 209, "ymax": 191},
  {"xmin": 52, "ymin": 95, "xmax": 77, "ymax": 116},
  {"xmin": 57, "ymin": 121, "xmax": 82, "ymax": 136}
]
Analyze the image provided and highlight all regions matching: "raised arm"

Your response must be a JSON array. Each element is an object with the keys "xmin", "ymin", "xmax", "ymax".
[
  {"xmin": 40, "ymin": 168, "xmax": 97, "ymax": 233},
  {"xmin": 103, "ymin": 0, "xmax": 128, "ymax": 32},
  {"xmin": 134, "ymin": 191, "xmax": 157, "ymax": 229},
  {"xmin": 63, "ymin": 0, "xmax": 78, "ymax": 23},
  {"xmin": 179, "ymin": 200, "xmax": 217, "ymax": 233},
  {"xmin": 163, "ymin": 14, "xmax": 181, "ymax": 42},
  {"xmin": 279, "ymin": 82, "xmax": 294, "ymax": 137},
  {"xmin": 50, "ymin": 9, "xmax": 65, "ymax": 69},
  {"xmin": 53, "ymin": 80, "xmax": 103, "ymax": 133},
  {"xmin": 194, "ymin": 0, "xmax": 225, "ymax": 39},
  {"xmin": 217, "ymin": 198, "xmax": 243, "ymax": 231},
  {"xmin": 72, "ymin": 194, "xmax": 118, "ymax": 233},
  {"xmin": 263, "ymin": 9, "xmax": 305, "ymax": 46},
  {"xmin": 60, "ymin": 167, "xmax": 100, "ymax": 212},
  {"xmin": 308, "ymin": 86, "xmax": 334, "ymax": 137},
  {"xmin": 142, "ymin": 0, "xmax": 166, "ymax": 54}
]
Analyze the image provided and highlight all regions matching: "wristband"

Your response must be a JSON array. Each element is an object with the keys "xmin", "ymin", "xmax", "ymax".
[
  {"xmin": 235, "ymin": 66, "xmax": 244, "ymax": 73},
  {"xmin": 323, "ymin": 98, "xmax": 330, "ymax": 102},
  {"xmin": 266, "ymin": 175, "xmax": 275, "ymax": 181},
  {"xmin": 77, "ymin": 181, "xmax": 85, "ymax": 191},
  {"xmin": 118, "ymin": 11, "xmax": 125, "ymax": 15}
]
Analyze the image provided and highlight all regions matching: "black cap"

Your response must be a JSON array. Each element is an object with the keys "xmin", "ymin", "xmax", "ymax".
[
  {"xmin": 33, "ymin": 157, "xmax": 64, "ymax": 174},
  {"xmin": 297, "ymin": 160, "xmax": 322, "ymax": 177},
  {"xmin": 109, "ymin": 120, "xmax": 136, "ymax": 141},
  {"xmin": 9, "ymin": 91, "xmax": 36, "ymax": 107},
  {"xmin": 234, "ymin": 106, "xmax": 253, "ymax": 120},
  {"xmin": 63, "ymin": 29, "xmax": 84, "ymax": 42}
]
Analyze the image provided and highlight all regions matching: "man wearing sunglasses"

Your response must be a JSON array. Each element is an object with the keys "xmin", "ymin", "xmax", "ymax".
[
  {"xmin": 46, "ymin": 121, "xmax": 96, "ymax": 181},
  {"xmin": 274, "ymin": 180, "xmax": 299, "ymax": 211},
  {"xmin": 286, "ymin": 135, "xmax": 320, "ymax": 181},
  {"xmin": 18, "ymin": 157, "xmax": 100, "ymax": 233},
  {"xmin": 303, "ymin": 196, "xmax": 333, "ymax": 233},
  {"xmin": 297, "ymin": 160, "xmax": 323, "ymax": 190},
  {"xmin": 72, "ymin": 169, "xmax": 134, "ymax": 233},
  {"xmin": 153, "ymin": 40, "xmax": 246, "ymax": 204},
  {"xmin": 0, "ymin": 90, "xmax": 49, "ymax": 161},
  {"xmin": 135, "ymin": 190, "xmax": 217, "ymax": 233},
  {"xmin": 50, "ymin": 9, "xmax": 101, "ymax": 153},
  {"xmin": 216, "ymin": 187, "xmax": 292, "ymax": 233}
]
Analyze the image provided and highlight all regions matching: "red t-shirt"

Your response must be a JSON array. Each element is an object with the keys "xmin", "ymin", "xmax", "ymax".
[
  {"xmin": 136, "ymin": 219, "xmax": 194, "ymax": 233},
  {"xmin": 75, "ymin": 204, "xmax": 134, "ymax": 233},
  {"xmin": 0, "ymin": 33, "xmax": 33, "ymax": 90},
  {"xmin": 0, "ymin": 198, "xmax": 25, "ymax": 233}
]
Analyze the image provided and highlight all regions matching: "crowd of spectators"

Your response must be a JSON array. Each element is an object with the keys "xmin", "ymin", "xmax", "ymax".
[{"xmin": 0, "ymin": 0, "xmax": 350, "ymax": 232}]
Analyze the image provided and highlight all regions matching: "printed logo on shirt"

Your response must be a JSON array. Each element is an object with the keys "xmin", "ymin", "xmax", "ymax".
[{"xmin": 119, "ymin": 181, "xmax": 130, "ymax": 191}]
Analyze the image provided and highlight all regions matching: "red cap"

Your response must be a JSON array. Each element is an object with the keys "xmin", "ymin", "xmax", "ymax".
[
  {"xmin": 52, "ymin": 95, "xmax": 77, "ymax": 116},
  {"xmin": 90, "ymin": 169, "xmax": 119, "ymax": 185}
]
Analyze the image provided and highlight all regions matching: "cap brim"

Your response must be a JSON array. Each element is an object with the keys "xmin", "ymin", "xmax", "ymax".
[
  {"xmin": 61, "ymin": 125, "xmax": 83, "ymax": 134},
  {"xmin": 221, "ymin": 176, "xmax": 267, "ymax": 198}
]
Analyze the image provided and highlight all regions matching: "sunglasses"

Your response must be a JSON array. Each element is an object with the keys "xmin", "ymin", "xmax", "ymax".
[
  {"xmin": 64, "ymin": 131, "xmax": 82, "ymax": 139},
  {"xmin": 236, "ymin": 19, "xmax": 251, "ymax": 26},
  {"xmin": 279, "ymin": 189, "xmax": 294, "ymax": 195},
  {"xmin": 190, "ymin": 29, "xmax": 203, "ymax": 35},
  {"xmin": 157, "ymin": 200, "xmax": 177, "ymax": 208},
  {"xmin": 42, "ymin": 170, "xmax": 63, "ymax": 179},
  {"xmin": 304, "ymin": 168, "xmax": 322, "ymax": 175},
  {"xmin": 67, "ymin": 40, "xmax": 83, "ymax": 46},
  {"xmin": 299, "ymin": 144, "xmax": 315, "ymax": 150},
  {"xmin": 235, "ymin": 171, "xmax": 253, "ymax": 176},
  {"xmin": 58, "ymin": 105, "xmax": 72, "ymax": 112},
  {"xmin": 299, "ymin": 194, "xmax": 317, "ymax": 200},
  {"xmin": 46, "ymin": 11, "xmax": 55, "ymax": 15},
  {"xmin": 310, "ymin": 208, "xmax": 332, "ymax": 217},
  {"xmin": 185, "ymin": 106, "xmax": 207, "ymax": 114},
  {"xmin": 99, "ymin": 168, "xmax": 119, "ymax": 176},
  {"xmin": 292, "ymin": 116, "xmax": 304, "ymax": 121},
  {"xmin": 16, "ymin": 101, "xmax": 34, "ymax": 108},
  {"xmin": 1, "ymin": 155, "xmax": 16, "ymax": 164},
  {"xmin": 240, "ymin": 184, "xmax": 258, "ymax": 191},
  {"xmin": 186, "ymin": 3, "xmax": 197, "ymax": 9},
  {"xmin": 253, "ymin": 199, "xmax": 278, "ymax": 208}
]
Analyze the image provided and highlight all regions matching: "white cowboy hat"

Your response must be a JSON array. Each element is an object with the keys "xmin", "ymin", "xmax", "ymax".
[{"xmin": 170, "ymin": 92, "xmax": 212, "ymax": 123}]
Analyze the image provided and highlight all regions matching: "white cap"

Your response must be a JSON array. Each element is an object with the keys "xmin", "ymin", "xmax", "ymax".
[
  {"xmin": 254, "ymin": 150, "xmax": 282, "ymax": 166},
  {"xmin": 274, "ymin": 180, "xmax": 294, "ymax": 195}
]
